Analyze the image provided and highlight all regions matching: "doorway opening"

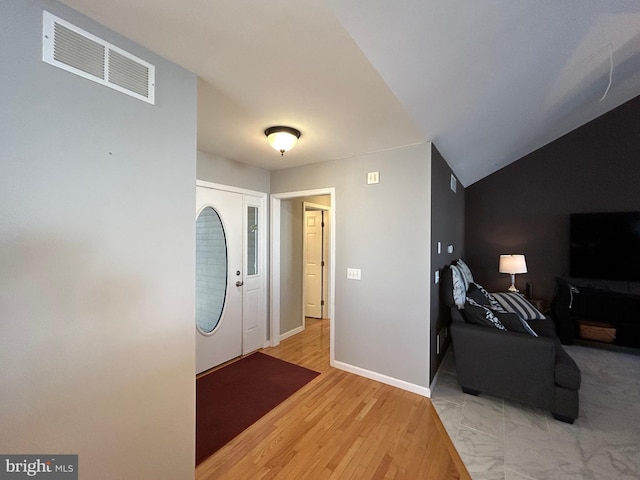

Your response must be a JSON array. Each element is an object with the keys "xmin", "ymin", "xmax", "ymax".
[{"xmin": 270, "ymin": 188, "xmax": 335, "ymax": 367}]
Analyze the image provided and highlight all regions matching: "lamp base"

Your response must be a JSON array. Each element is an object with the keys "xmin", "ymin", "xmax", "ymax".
[
  {"xmin": 507, "ymin": 285, "xmax": 519, "ymax": 293},
  {"xmin": 508, "ymin": 273, "xmax": 519, "ymax": 292}
]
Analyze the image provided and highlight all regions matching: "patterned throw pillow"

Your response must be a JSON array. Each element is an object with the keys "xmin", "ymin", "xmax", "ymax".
[
  {"xmin": 464, "ymin": 288, "xmax": 538, "ymax": 336},
  {"xmin": 491, "ymin": 292, "xmax": 546, "ymax": 320},
  {"xmin": 468, "ymin": 283, "xmax": 507, "ymax": 312},
  {"xmin": 450, "ymin": 265, "xmax": 467, "ymax": 309},
  {"xmin": 463, "ymin": 298, "xmax": 507, "ymax": 330},
  {"xmin": 456, "ymin": 259, "xmax": 474, "ymax": 286}
]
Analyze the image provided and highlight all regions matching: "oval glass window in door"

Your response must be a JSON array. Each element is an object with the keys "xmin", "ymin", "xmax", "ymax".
[{"xmin": 195, "ymin": 206, "xmax": 228, "ymax": 334}]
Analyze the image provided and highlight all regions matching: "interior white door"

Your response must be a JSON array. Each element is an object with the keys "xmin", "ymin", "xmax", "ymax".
[
  {"xmin": 304, "ymin": 210, "xmax": 323, "ymax": 318},
  {"xmin": 195, "ymin": 187, "xmax": 243, "ymax": 374}
]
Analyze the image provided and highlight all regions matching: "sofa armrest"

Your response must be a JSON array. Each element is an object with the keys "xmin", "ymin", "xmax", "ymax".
[{"xmin": 451, "ymin": 321, "xmax": 557, "ymax": 408}]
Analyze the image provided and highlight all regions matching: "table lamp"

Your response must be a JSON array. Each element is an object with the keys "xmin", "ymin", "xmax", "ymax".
[{"xmin": 499, "ymin": 254, "xmax": 527, "ymax": 292}]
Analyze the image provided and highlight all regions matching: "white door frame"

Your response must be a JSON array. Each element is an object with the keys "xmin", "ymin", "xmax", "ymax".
[
  {"xmin": 270, "ymin": 188, "xmax": 335, "ymax": 367},
  {"xmin": 196, "ymin": 180, "xmax": 269, "ymax": 351}
]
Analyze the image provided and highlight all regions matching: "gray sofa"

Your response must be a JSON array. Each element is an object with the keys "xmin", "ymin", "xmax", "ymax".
[{"xmin": 441, "ymin": 260, "xmax": 581, "ymax": 423}]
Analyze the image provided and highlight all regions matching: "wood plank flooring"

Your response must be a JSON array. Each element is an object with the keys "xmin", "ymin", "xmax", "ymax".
[{"xmin": 195, "ymin": 318, "xmax": 470, "ymax": 480}]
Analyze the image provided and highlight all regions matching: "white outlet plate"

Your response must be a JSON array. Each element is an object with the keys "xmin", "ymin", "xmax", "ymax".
[{"xmin": 347, "ymin": 268, "xmax": 362, "ymax": 280}]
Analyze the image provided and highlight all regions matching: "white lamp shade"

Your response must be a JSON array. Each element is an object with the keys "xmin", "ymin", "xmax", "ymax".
[
  {"xmin": 265, "ymin": 126, "xmax": 301, "ymax": 154},
  {"xmin": 499, "ymin": 254, "xmax": 527, "ymax": 274}
]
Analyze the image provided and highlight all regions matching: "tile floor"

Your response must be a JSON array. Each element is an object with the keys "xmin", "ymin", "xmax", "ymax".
[{"xmin": 431, "ymin": 344, "xmax": 640, "ymax": 480}]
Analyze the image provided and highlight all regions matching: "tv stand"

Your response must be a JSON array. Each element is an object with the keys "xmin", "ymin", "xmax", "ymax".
[{"xmin": 551, "ymin": 278, "xmax": 640, "ymax": 350}]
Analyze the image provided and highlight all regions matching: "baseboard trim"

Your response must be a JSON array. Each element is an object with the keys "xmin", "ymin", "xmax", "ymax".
[
  {"xmin": 280, "ymin": 325, "xmax": 304, "ymax": 342},
  {"xmin": 332, "ymin": 360, "xmax": 431, "ymax": 398}
]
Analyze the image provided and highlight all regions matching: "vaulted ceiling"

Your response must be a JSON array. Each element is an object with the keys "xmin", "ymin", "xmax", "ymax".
[{"xmin": 62, "ymin": 0, "xmax": 640, "ymax": 186}]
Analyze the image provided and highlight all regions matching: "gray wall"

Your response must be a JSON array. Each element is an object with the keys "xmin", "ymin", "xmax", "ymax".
[
  {"xmin": 430, "ymin": 144, "xmax": 465, "ymax": 380},
  {"xmin": 280, "ymin": 199, "xmax": 304, "ymax": 334},
  {"xmin": 197, "ymin": 150, "xmax": 270, "ymax": 193},
  {"xmin": 271, "ymin": 143, "xmax": 432, "ymax": 388},
  {"xmin": 0, "ymin": 2, "xmax": 196, "ymax": 478},
  {"xmin": 466, "ymin": 95, "xmax": 640, "ymax": 302}
]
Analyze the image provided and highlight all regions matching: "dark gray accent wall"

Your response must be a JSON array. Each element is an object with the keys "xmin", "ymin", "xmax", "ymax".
[
  {"xmin": 466, "ymin": 95, "xmax": 640, "ymax": 302},
  {"xmin": 430, "ymin": 144, "xmax": 465, "ymax": 380}
]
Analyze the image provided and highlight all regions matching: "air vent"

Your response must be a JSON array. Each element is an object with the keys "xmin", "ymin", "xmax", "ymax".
[{"xmin": 43, "ymin": 11, "xmax": 155, "ymax": 104}]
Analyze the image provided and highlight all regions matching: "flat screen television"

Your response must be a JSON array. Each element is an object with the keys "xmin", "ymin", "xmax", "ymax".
[{"xmin": 570, "ymin": 211, "xmax": 640, "ymax": 282}]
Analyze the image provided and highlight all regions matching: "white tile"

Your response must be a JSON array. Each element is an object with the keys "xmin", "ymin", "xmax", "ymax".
[
  {"xmin": 431, "ymin": 397, "xmax": 462, "ymax": 438},
  {"xmin": 504, "ymin": 420, "xmax": 559, "ymax": 479},
  {"xmin": 431, "ymin": 371, "xmax": 466, "ymax": 407},
  {"xmin": 503, "ymin": 400, "xmax": 549, "ymax": 433},
  {"xmin": 461, "ymin": 394, "xmax": 505, "ymax": 438},
  {"xmin": 455, "ymin": 426, "xmax": 504, "ymax": 474},
  {"xmin": 440, "ymin": 345, "xmax": 640, "ymax": 480},
  {"xmin": 504, "ymin": 468, "xmax": 535, "ymax": 480}
]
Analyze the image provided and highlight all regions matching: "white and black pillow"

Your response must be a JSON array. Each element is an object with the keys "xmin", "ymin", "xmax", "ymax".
[
  {"xmin": 491, "ymin": 292, "xmax": 545, "ymax": 320},
  {"xmin": 468, "ymin": 283, "xmax": 507, "ymax": 313},
  {"xmin": 463, "ymin": 298, "xmax": 507, "ymax": 330},
  {"xmin": 456, "ymin": 259, "xmax": 474, "ymax": 286},
  {"xmin": 450, "ymin": 265, "xmax": 467, "ymax": 309},
  {"xmin": 463, "ymin": 292, "xmax": 538, "ymax": 336}
]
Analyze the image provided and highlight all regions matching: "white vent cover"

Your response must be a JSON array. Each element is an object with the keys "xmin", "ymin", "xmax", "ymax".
[{"xmin": 43, "ymin": 11, "xmax": 155, "ymax": 104}]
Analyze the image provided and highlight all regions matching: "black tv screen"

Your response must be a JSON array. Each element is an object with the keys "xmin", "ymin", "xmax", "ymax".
[{"xmin": 570, "ymin": 212, "xmax": 640, "ymax": 281}]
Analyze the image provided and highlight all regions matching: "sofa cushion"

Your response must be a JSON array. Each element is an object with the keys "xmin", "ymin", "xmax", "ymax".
[
  {"xmin": 554, "ymin": 343, "xmax": 581, "ymax": 390},
  {"xmin": 495, "ymin": 311, "xmax": 539, "ymax": 335},
  {"xmin": 463, "ymin": 298, "xmax": 507, "ymax": 330},
  {"xmin": 451, "ymin": 265, "xmax": 467, "ymax": 309},
  {"xmin": 492, "ymin": 292, "xmax": 546, "ymax": 320},
  {"xmin": 466, "ymin": 285, "xmax": 538, "ymax": 336},
  {"xmin": 468, "ymin": 283, "xmax": 508, "ymax": 312},
  {"xmin": 528, "ymin": 318, "xmax": 557, "ymax": 338},
  {"xmin": 456, "ymin": 259, "xmax": 474, "ymax": 286}
]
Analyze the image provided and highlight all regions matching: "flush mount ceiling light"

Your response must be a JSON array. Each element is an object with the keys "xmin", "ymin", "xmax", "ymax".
[{"xmin": 265, "ymin": 126, "xmax": 301, "ymax": 156}]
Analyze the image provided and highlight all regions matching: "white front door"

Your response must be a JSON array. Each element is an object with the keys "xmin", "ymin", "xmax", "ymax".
[
  {"xmin": 241, "ymin": 200, "xmax": 265, "ymax": 354},
  {"xmin": 304, "ymin": 209, "xmax": 323, "ymax": 318},
  {"xmin": 195, "ymin": 187, "xmax": 243, "ymax": 374}
]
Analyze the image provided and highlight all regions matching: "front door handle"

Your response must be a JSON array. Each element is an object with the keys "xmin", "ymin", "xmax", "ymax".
[{"xmin": 236, "ymin": 281, "xmax": 244, "ymax": 287}]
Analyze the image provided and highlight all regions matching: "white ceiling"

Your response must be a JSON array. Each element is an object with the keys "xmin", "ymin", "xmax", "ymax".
[{"xmin": 61, "ymin": 0, "xmax": 640, "ymax": 186}]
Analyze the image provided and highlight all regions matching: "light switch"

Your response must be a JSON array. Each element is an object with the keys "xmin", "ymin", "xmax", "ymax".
[
  {"xmin": 367, "ymin": 171, "xmax": 380, "ymax": 184},
  {"xmin": 437, "ymin": 242, "xmax": 442, "ymax": 254},
  {"xmin": 347, "ymin": 268, "xmax": 361, "ymax": 280},
  {"xmin": 435, "ymin": 270, "xmax": 440, "ymax": 284},
  {"xmin": 447, "ymin": 245, "xmax": 454, "ymax": 254}
]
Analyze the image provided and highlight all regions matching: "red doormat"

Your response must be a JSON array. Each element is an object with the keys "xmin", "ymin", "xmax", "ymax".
[{"xmin": 196, "ymin": 352, "xmax": 320, "ymax": 465}]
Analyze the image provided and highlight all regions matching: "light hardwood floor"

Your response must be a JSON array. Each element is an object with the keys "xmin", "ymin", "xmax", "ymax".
[{"xmin": 196, "ymin": 318, "xmax": 470, "ymax": 480}]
